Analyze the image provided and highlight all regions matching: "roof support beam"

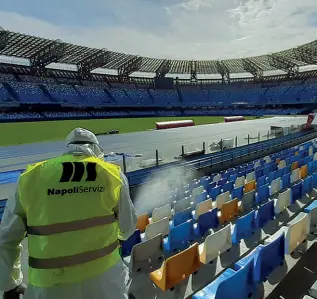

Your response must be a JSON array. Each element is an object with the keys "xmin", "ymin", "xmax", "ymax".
[
  {"xmin": 155, "ymin": 59, "xmax": 171, "ymax": 78},
  {"xmin": 216, "ymin": 60, "xmax": 230, "ymax": 83},
  {"xmin": 267, "ymin": 54, "xmax": 299, "ymax": 77},
  {"xmin": 0, "ymin": 28, "xmax": 9, "ymax": 51},
  {"xmin": 242, "ymin": 58, "xmax": 263, "ymax": 79},
  {"xmin": 118, "ymin": 56, "xmax": 142, "ymax": 81},
  {"xmin": 77, "ymin": 49, "xmax": 111, "ymax": 76},
  {"xmin": 190, "ymin": 61, "xmax": 197, "ymax": 81},
  {"xmin": 30, "ymin": 40, "xmax": 66, "ymax": 70},
  {"xmin": 293, "ymin": 44, "xmax": 317, "ymax": 65}
]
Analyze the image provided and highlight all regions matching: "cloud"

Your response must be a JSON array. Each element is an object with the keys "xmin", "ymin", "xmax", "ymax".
[{"xmin": 0, "ymin": 0, "xmax": 316, "ymax": 60}]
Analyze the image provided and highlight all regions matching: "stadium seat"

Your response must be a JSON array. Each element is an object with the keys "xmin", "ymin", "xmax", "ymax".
[
  {"xmin": 193, "ymin": 254, "xmax": 255, "ymax": 299},
  {"xmin": 125, "ymin": 233, "xmax": 164, "ymax": 272},
  {"xmin": 164, "ymin": 219, "xmax": 194, "ymax": 253},
  {"xmin": 291, "ymin": 161, "xmax": 299, "ymax": 171},
  {"xmin": 304, "ymin": 200, "xmax": 317, "ymax": 230},
  {"xmin": 232, "ymin": 210, "xmax": 256, "ymax": 244},
  {"xmin": 241, "ymin": 190, "xmax": 256, "ymax": 211},
  {"xmin": 291, "ymin": 168, "xmax": 300, "ymax": 184},
  {"xmin": 213, "ymin": 174, "xmax": 222, "ymax": 183},
  {"xmin": 173, "ymin": 207, "xmax": 192, "ymax": 226},
  {"xmin": 313, "ymin": 172, "xmax": 317, "ymax": 188},
  {"xmin": 215, "ymin": 191, "xmax": 231, "ymax": 209},
  {"xmin": 244, "ymin": 180, "xmax": 256, "ymax": 193},
  {"xmin": 274, "ymin": 188, "xmax": 291, "ymax": 214},
  {"xmin": 219, "ymin": 198, "xmax": 239, "ymax": 224},
  {"xmin": 265, "ymin": 212, "xmax": 309, "ymax": 254},
  {"xmin": 275, "ymin": 168, "xmax": 284, "ymax": 179},
  {"xmin": 194, "ymin": 208, "xmax": 219, "ymax": 237},
  {"xmin": 256, "ymin": 183, "xmax": 270, "ymax": 204},
  {"xmin": 246, "ymin": 171, "xmax": 255, "ymax": 182},
  {"xmin": 121, "ymin": 230, "xmax": 142, "ymax": 257},
  {"xmin": 282, "ymin": 173, "xmax": 291, "ymax": 190},
  {"xmin": 257, "ymin": 175, "xmax": 266, "ymax": 187},
  {"xmin": 145, "ymin": 217, "xmax": 170, "ymax": 239},
  {"xmin": 291, "ymin": 180, "xmax": 303, "ymax": 203},
  {"xmin": 194, "ymin": 192, "xmax": 209, "ymax": 206},
  {"xmin": 209, "ymin": 185, "xmax": 222, "ymax": 201},
  {"xmin": 255, "ymin": 200, "xmax": 275, "ymax": 228},
  {"xmin": 192, "ymin": 186, "xmax": 205, "ymax": 197},
  {"xmin": 302, "ymin": 176, "xmax": 313, "ymax": 197},
  {"xmin": 136, "ymin": 213, "xmax": 150, "ymax": 233},
  {"xmin": 266, "ymin": 171, "xmax": 276, "ymax": 184},
  {"xmin": 231, "ymin": 186, "xmax": 244, "ymax": 201},
  {"xmin": 235, "ymin": 176, "xmax": 245, "ymax": 188},
  {"xmin": 206, "ymin": 182, "xmax": 217, "ymax": 194},
  {"xmin": 152, "ymin": 204, "xmax": 172, "ymax": 222},
  {"xmin": 192, "ymin": 199, "xmax": 213, "ymax": 220},
  {"xmin": 199, "ymin": 224, "xmax": 232, "ymax": 264},
  {"xmin": 173, "ymin": 197, "xmax": 191, "ymax": 213},
  {"xmin": 255, "ymin": 168, "xmax": 263, "ymax": 179},
  {"xmin": 150, "ymin": 243, "xmax": 201, "ymax": 291},
  {"xmin": 308, "ymin": 161, "xmax": 314, "ymax": 175},
  {"xmin": 300, "ymin": 165, "xmax": 308, "ymax": 179},
  {"xmin": 270, "ymin": 177, "xmax": 282, "ymax": 195},
  {"xmin": 222, "ymin": 180, "xmax": 234, "ymax": 193},
  {"xmin": 278, "ymin": 160, "xmax": 286, "ymax": 169},
  {"xmin": 235, "ymin": 233, "xmax": 284, "ymax": 282}
]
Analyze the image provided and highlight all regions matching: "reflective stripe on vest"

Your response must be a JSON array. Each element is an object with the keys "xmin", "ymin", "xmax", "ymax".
[
  {"xmin": 29, "ymin": 240, "xmax": 119, "ymax": 269},
  {"xmin": 27, "ymin": 214, "xmax": 116, "ymax": 236}
]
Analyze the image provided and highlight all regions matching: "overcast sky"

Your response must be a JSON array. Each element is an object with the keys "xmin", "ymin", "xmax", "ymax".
[{"xmin": 0, "ymin": 0, "xmax": 316, "ymax": 60}]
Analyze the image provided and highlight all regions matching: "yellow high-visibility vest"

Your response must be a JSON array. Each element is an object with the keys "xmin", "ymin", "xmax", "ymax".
[{"xmin": 18, "ymin": 155, "xmax": 122, "ymax": 287}]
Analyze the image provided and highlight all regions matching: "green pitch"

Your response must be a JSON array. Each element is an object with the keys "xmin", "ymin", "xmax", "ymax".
[{"xmin": 0, "ymin": 116, "xmax": 258, "ymax": 146}]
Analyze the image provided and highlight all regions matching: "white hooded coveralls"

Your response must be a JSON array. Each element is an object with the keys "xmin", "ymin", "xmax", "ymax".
[{"xmin": 0, "ymin": 128, "xmax": 137, "ymax": 299}]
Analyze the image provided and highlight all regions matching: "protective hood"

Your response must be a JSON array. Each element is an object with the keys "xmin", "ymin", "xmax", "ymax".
[{"xmin": 63, "ymin": 128, "xmax": 104, "ymax": 159}]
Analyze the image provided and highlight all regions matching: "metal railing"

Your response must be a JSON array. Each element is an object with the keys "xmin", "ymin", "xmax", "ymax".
[{"xmin": 127, "ymin": 130, "xmax": 317, "ymax": 187}]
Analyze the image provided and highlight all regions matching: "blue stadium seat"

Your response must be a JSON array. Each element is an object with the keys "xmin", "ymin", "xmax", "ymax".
[
  {"xmin": 200, "ymin": 177, "xmax": 211, "ymax": 188},
  {"xmin": 194, "ymin": 208, "xmax": 219, "ymax": 237},
  {"xmin": 304, "ymin": 200, "xmax": 317, "ymax": 214},
  {"xmin": 257, "ymin": 175, "xmax": 266, "ymax": 187},
  {"xmin": 209, "ymin": 186, "xmax": 221, "ymax": 201},
  {"xmin": 291, "ymin": 181, "xmax": 302, "ymax": 203},
  {"xmin": 218, "ymin": 178, "xmax": 227, "ymax": 187},
  {"xmin": 194, "ymin": 191, "xmax": 208, "ymax": 205},
  {"xmin": 255, "ymin": 167, "xmax": 263, "ymax": 179},
  {"xmin": 206, "ymin": 182, "xmax": 217, "ymax": 194},
  {"xmin": 283, "ymin": 165, "xmax": 291, "ymax": 175},
  {"xmin": 173, "ymin": 207, "xmax": 192, "ymax": 226},
  {"xmin": 164, "ymin": 219, "xmax": 194, "ymax": 253},
  {"xmin": 193, "ymin": 255, "xmax": 255, "ymax": 299},
  {"xmin": 231, "ymin": 186, "xmax": 244, "ymax": 201},
  {"xmin": 255, "ymin": 200, "xmax": 274, "ymax": 228},
  {"xmin": 235, "ymin": 234, "xmax": 284, "ymax": 282},
  {"xmin": 312, "ymin": 172, "xmax": 317, "ymax": 188},
  {"xmin": 256, "ymin": 184, "xmax": 270, "ymax": 204},
  {"xmin": 232, "ymin": 210, "xmax": 256, "ymax": 244},
  {"xmin": 302, "ymin": 176, "xmax": 313, "ymax": 196},
  {"xmin": 229, "ymin": 174, "xmax": 238, "ymax": 182},
  {"xmin": 308, "ymin": 161, "xmax": 314, "ymax": 175},
  {"xmin": 222, "ymin": 181, "xmax": 234, "ymax": 193},
  {"xmin": 266, "ymin": 171, "xmax": 276, "ymax": 184},
  {"xmin": 282, "ymin": 173, "xmax": 291, "ymax": 190},
  {"xmin": 121, "ymin": 230, "xmax": 142, "ymax": 257},
  {"xmin": 275, "ymin": 169, "xmax": 284, "ymax": 179}
]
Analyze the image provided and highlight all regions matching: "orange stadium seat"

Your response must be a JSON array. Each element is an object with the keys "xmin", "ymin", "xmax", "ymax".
[
  {"xmin": 291, "ymin": 161, "xmax": 299, "ymax": 171},
  {"xmin": 244, "ymin": 180, "xmax": 256, "ymax": 193},
  {"xmin": 149, "ymin": 243, "xmax": 201, "ymax": 291},
  {"xmin": 300, "ymin": 165, "xmax": 308, "ymax": 179},
  {"xmin": 219, "ymin": 198, "xmax": 239, "ymax": 224},
  {"xmin": 136, "ymin": 213, "xmax": 150, "ymax": 233}
]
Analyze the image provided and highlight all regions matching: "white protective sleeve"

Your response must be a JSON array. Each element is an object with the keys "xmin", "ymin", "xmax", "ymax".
[{"xmin": 0, "ymin": 189, "xmax": 26, "ymax": 292}]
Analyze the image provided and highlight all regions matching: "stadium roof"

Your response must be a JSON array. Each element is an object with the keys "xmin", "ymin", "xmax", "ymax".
[{"xmin": 0, "ymin": 29, "xmax": 317, "ymax": 78}]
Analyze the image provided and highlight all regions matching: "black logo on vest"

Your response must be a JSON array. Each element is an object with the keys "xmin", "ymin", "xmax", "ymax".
[
  {"xmin": 60, "ymin": 162, "xmax": 97, "ymax": 182},
  {"xmin": 47, "ymin": 162, "xmax": 105, "ymax": 196}
]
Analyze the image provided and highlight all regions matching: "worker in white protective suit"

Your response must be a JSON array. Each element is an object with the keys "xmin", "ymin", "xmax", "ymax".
[{"xmin": 0, "ymin": 128, "xmax": 137, "ymax": 299}]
